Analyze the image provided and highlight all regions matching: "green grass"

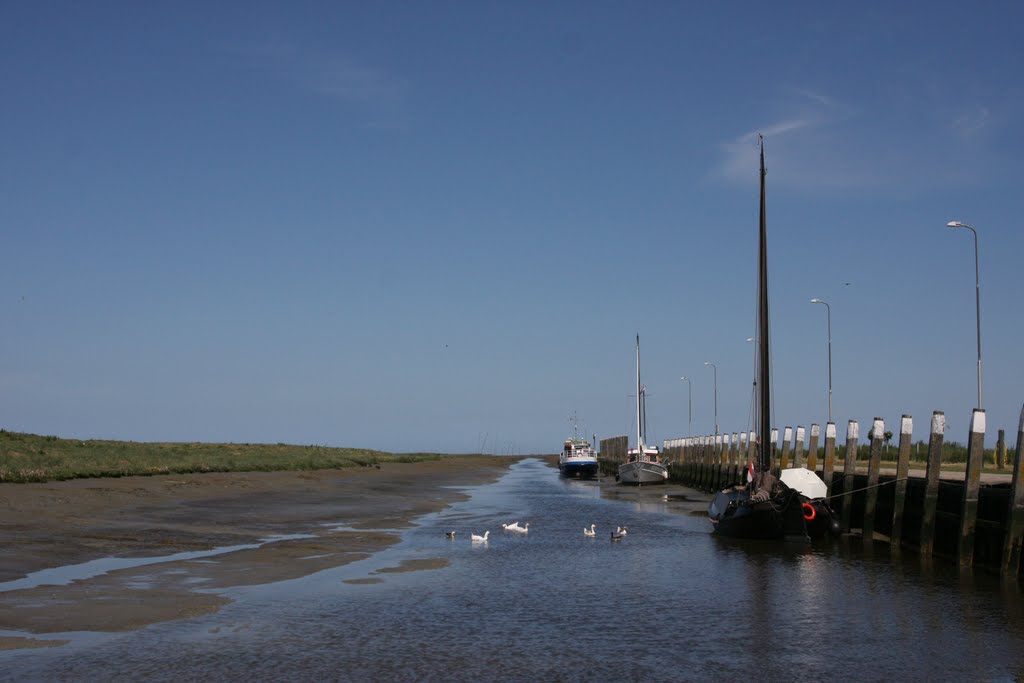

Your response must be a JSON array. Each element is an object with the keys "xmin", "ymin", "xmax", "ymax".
[{"xmin": 0, "ymin": 430, "xmax": 463, "ymax": 483}]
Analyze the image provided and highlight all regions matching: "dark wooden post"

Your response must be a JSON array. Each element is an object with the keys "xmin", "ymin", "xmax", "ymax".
[
  {"xmin": 793, "ymin": 426, "xmax": 805, "ymax": 469},
  {"xmin": 770, "ymin": 428, "xmax": 779, "ymax": 476},
  {"xmin": 920, "ymin": 411, "xmax": 945, "ymax": 559},
  {"xmin": 702, "ymin": 435, "xmax": 711, "ymax": 491},
  {"xmin": 823, "ymin": 422, "xmax": 836, "ymax": 496},
  {"xmin": 696, "ymin": 436, "xmax": 705, "ymax": 489},
  {"xmin": 863, "ymin": 418, "xmax": 884, "ymax": 542},
  {"xmin": 1001, "ymin": 405, "xmax": 1024, "ymax": 576},
  {"xmin": 679, "ymin": 440, "xmax": 688, "ymax": 483},
  {"xmin": 841, "ymin": 420, "xmax": 859, "ymax": 534},
  {"xmin": 696, "ymin": 436, "xmax": 702, "ymax": 485},
  {"xmin": 730, "ymin": 432, "xmax": 738, "ymax": 466},
  {"xmin": 726, "ymin": 433, "xmax": 733, "ymax": 485},
  {"xmin": 807, "ymin": 424, "xmax": 820, "ymax": 472},
  {"xmin": 996, "ymin": 429, "xmax": 1006, "ymax": 469},
  {"xmin": 746, "ymin": 430, "xmax": 756, "ymax": 470},
  {"xmin": 958, "ymin": 409, "xmax": 986, "ymax": 567},
  {"xmin": 716, "ymin": 434, "xmax": 725, "ymax": 489},
  {"xmin": 780, "ymin": 427, "xmax": 792, "ymax": 470},
  {"xmin": 891, "ymin": 415, "xmax": 913, "ymax": 548}
]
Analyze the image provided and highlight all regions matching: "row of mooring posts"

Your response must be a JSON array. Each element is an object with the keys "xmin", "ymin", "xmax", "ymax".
[{"xmin": 657, "ymin": 405, "xmax": 1024, "ymax": 577}]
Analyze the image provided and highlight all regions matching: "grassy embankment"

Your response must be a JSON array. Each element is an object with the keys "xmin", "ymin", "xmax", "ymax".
[{"xmin": 0, "ymin": 430, "xmax": 463, "ymax": 483}]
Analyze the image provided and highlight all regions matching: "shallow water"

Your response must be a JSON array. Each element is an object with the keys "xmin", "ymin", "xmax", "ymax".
[{"xmin": 3, "ymin": 458, "xmax": 1023, "ymax": 681}]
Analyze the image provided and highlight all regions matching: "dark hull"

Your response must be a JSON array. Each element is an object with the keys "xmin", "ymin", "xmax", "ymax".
[
  {"xmin": 708, "ymin": 487, "xmax": 810, "ymax": 542},
  {"xmin": 709, "ymin": 488, "xmax": 839, "ymax": 541},
  {"xmin": 803, "ymin": 499, "xmax": 840, "ymax": 539},
  {"xmin": 559, "ymin": 462, "xmax": 599, "ymax": 479}
]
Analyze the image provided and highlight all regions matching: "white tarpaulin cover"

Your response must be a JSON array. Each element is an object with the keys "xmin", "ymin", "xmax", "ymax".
[{"xmin": 779, "ymin": 467, "xmax": 828, "ymax": 500}]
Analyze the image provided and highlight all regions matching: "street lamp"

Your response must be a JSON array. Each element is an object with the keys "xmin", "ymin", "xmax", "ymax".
[
  {"xmin": 680, "ymin": 376, "xmax": 692, "ymax": 437},
  {"xmin": 946, "ymin": 220, "xmax": 983, "ymax": 409},
  {"xmin": 810, "ymin": 298, "xmax": 832, "ymax": 422},
  {"xmin": 704, "ymin": 362, "xmax": 718, "ymax": 438}
]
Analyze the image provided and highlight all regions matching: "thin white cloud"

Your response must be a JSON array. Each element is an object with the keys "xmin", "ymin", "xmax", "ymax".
[
  {"xmin": 711, "ymin": 87, "xmax": 989, "ymax": 193},
  {"xmin": 718, "ymin": 116, "xmax": 821, "ymax": 185},
  {"xmin": 220, "ymin": 39, "xmax": 401, "ymax": 107},
  {"xmin": 951, "ymin": 106, "xmax": 990, "ymax": 136},
  {"xmin": 793, "ymin": 88, "xmax": 835, "ymax": 107}
]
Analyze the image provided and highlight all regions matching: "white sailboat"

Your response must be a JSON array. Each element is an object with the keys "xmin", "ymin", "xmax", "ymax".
[{"xmin": 618, "ymin": 335, "xmax": 668, "ymax": 485}]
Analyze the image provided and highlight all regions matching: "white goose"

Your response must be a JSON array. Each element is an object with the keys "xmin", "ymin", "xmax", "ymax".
[
  {"xmin": 471, "ymin": 531, "xmax": 490, "ymax": 543},
  {"xmin": 616, "ymin": 526, "xmax": 628, "ymax": 536},
  {"xmin": 583, "ymin": 524, "xmax": 596, "ymax": 537},
  {"xmin": 502, "ymin": 522, "xmax": 521, "ymax": 531},
  {"xmin": 445, "ymin": 531, "xmax": 456, "ymax": 539},
  {"xmin": 510, "ymin": 522, "xmax": 529, "ymax": 534}
]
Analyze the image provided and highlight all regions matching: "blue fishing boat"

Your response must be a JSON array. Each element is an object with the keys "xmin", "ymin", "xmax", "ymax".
[{"xmin": 559, "ymin": 415, "xmax": 599, "ymax": 479}]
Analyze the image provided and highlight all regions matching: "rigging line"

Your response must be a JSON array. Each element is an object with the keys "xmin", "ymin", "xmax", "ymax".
[{"xmin": 825, "ymin": 477, "xmax": 909, "ymax": 501}]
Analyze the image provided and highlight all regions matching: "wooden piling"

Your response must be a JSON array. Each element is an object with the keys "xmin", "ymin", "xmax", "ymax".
[
  {"xmin": 729, "ymin": 432, "xmax": 738, "ymax": 466},
  {"xmin": 780, "ymin": 427, "xmax": 792, "ymax": 470},
  {"xmin": 683, "ymin": 438, "xmax": 692, "ymax": 484},
  {"xmin": 891, "ymin": 415, "xmax": 913, "ymax": 548},
  {"xmin": 770, "ymin": 428, "xmax": 779, "ymax": 476},
  {"xmin": 697, "ymin": 436, "xmax": 706, "ymax": 489},
  {"xmin": 731, "ymin": 432, "xmax": 740, "ymax": 482},
  {"xmin": 996, "ymin": 429, "xmax": 1006, "ymax": 470},
  {"xmin": 746, "ymin": 430, "xmax": 756, "ymax": 470},
  {"xmin": 1002, "ymin": 405, "xmax": 1024, "ymax": 576},
  {"xmin": 807, "ymin": 424, "xmax": 820, "ymax": 472},
  {"xmin": 863, "ymin": 418, "xmax": 884, "ymax": 541},
  {"xmin": 958, "ymin": 409, "xmax": 986, "ymax": 567},
  {"xmin": 920, "ymin": 411, "xmax": 945, "ymax": 558},
  {"xmin": 716, "ymin": 435, "xmax": 725, "ymax": 489},
  {"xmin": 823, "ymin": 422, "xmax": 836, "ymax": 496},
  {"xmin": 841, "ymin": 420, "xmax": 859, "ymax": 534},
  {"xmin": 702, "ymin": 436, "xmax": 710, "ymax": 490},
  {"xmin": 794, "ymin": 426, "xmax": 805, "ymax": 469}
]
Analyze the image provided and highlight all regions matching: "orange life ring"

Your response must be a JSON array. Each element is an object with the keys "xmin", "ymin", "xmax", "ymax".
[{"xmin": 802, "ymin": 502, "xmax": 817, "ymax": 521}]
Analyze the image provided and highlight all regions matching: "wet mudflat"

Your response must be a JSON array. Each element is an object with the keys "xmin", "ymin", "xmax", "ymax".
[{"xmin": 2, "ymin": 458, "xmax": 1022, "ymax": 681}]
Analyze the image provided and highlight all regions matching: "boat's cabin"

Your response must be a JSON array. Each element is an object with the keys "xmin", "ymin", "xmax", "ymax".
[
  {"xmin": 626, "ymin": 446, "xmax": 660, "ymax": 463},
  {"xmin": 563, "ymin": 439, "xmax": 595, "ymax": 458}
]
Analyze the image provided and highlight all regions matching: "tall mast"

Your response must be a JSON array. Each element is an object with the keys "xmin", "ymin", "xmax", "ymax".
[
  {"xmin": 757, "ymin": 136, "xmax": 771, "ymax": 473},
  {"xmin": 635, "ymin": 334, "xmax": 644, "ymax": 451}
]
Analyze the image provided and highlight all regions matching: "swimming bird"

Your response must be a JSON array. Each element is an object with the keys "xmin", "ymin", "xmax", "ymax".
[
  {"xmin": 611, "ymin": 531, "xmax": 623, "ymax": 542},
  {"xmin": 502, "ymin": 522, "xmax": 521, "ymax": 531},
  {"xmin": 445, "ymin": 531, "xmax": 456, "ymax": 539},
  {"xmin": 510, "ymin": 522, "xmax": 529, "ymax": 534},
  {"xmin": 616, "ymin": 526, "xmax": 628, "ymax": 536},
  {"xmin": 583, "ymin": 524, "xmax": 596, "ymax": 537},
  {"xmin": 471, "ymin": 531, "xmax": 490, "ymax": 543}
]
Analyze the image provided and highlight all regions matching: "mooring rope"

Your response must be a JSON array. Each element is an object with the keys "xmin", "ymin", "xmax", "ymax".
[{"xmin": 825, "ymin": 477, "xmax": 909, "ymax": 501}]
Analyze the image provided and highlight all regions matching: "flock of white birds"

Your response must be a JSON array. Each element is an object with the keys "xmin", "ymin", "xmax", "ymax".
[{"xmin": 447, "ymin": 523, "xmax": 629, "ymax": 543}]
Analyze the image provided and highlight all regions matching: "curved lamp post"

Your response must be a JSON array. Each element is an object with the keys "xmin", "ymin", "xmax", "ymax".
[
  {"xmin": 680, "ymin": 376, "xmax": 692, "ymax": 437},
  {"xmin": 946, "ymin": 220, "xmax": 982, "ymax": 409},
  {"xmin": 704, "ymin": 361, "xmax": 718, "ymax": 438},
  {"xmin": 810, "ymin": 298, "xmax": 833, "ymax": 422}
]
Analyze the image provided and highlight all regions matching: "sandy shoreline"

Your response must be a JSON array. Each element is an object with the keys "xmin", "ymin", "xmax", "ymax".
[{"xmin": 0, "ymin": 456, "xmax": 519, "ymax": 648}]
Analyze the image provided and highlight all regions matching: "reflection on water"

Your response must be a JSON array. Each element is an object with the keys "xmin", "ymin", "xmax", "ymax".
[
  {"xmin": 2, "ymin": 458, "xmax": 1022, "ymax": 681},
  {"xmin": 0, "ymin": 535, "xmax": 315, "ymax": 593}
]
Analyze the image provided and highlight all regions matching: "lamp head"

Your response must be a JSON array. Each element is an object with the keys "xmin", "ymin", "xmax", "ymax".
[
  {"xmin": 810, "ymin": 298, "xmax": 821, "ymax": 303},
  {"xmin": 947, "ymin": 220, "xmax": 963, "ymax": 228}
]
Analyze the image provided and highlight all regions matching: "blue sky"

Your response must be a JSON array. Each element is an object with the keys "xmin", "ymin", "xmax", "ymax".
[{"xmin": 2, "ymin": 2, "xmax": 1022, "ymax": 453}]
